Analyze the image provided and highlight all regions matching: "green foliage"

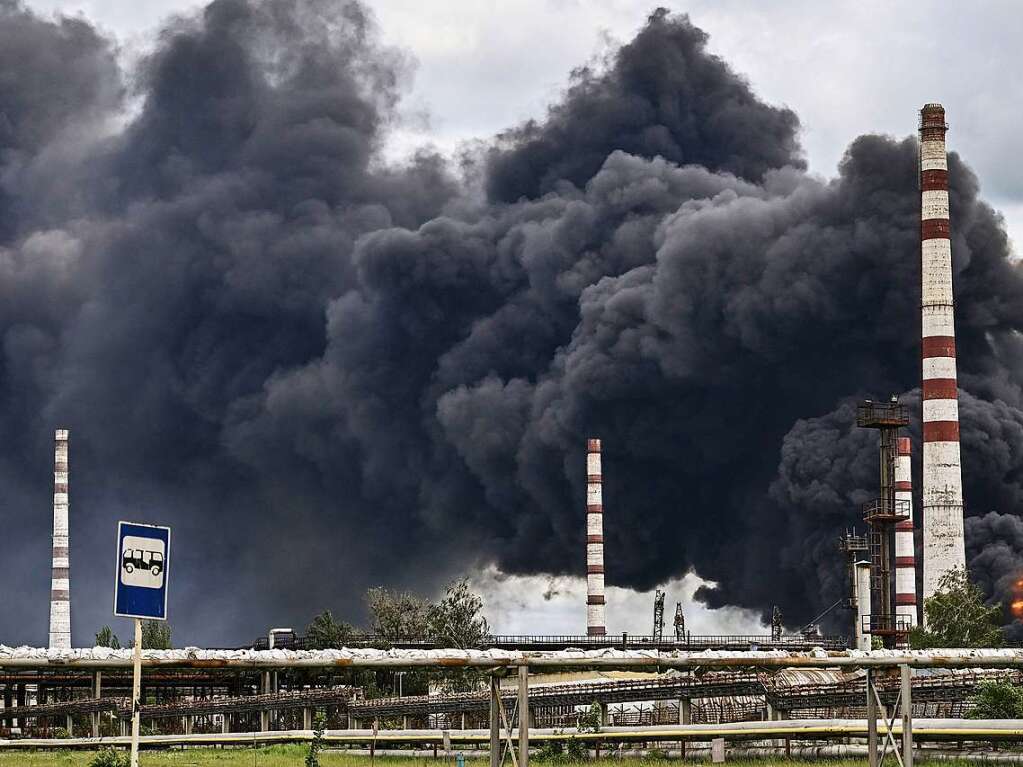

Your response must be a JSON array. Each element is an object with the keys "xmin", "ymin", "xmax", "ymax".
[
  {"xmin": 89, "ymin": 748, "xmax": 128, "ymax": 767},
  {"xmin": 52, "ymin": 726, "xmax": 70, "ymax": 739},
  {"xmin": 309, "ymin": 579, "xmax": 492, "ymax": 694},
  {"xmin": 95, "ymin": 626, "xmax": 121, "ymax": 649},
  {"xmin": 427, "ymin": 578, "xmax": 490, "ymax": 647},
  {"xmin": 870, "ymin": 635, "xmax": 883, "ymax": 650},
  {"xmin": 128, "ymin": 620, "xmax": 172, "ymax": 649},
  {"xmin": 967, "ymin": 680, "xmax": 1023, "ymax": 718},
  {"xmin": 565, "ymin": 736, "xmax": 588, "ymax": 760},
  {"xmin": 536, "ymin": 732, "xmax": 566, "ymax": 759},
  {"xmin": 305, "ymin": 711, "xmax": 327, "ymax": 767},
  {"xmin": 910, "ymin": 568, "xmax": 1003, "ymax": 648},
  {"xmin": 427, "ymin": 579, "xmax": 491, "ymax": 692},
  {"xmin": 306, "ymin": 610, "xmax": 361, "ymax": 649},
  {"xmin": 366, "ymin": 587, "xmax": 432, "ymax": 641},
  {"xmin": 577, "ymin": 701, "xmax": 601, "ymax": 733}
]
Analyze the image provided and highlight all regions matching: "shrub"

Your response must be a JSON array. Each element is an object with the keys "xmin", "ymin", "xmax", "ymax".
[
  {"xmin": 89, "ymin": 748, "xmax": 129, "ymax": 767},
  {"xmin": 306, "ymin": 711, "xmax": 327, "ymax": 767},
  {"xmin": 967, "ymin": 681, "xmax": 1023, "ymax": 719}
]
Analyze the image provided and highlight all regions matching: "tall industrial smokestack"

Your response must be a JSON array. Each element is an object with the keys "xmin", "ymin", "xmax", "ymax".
[
  {"xmin": 894, "ymin": 437, "xmax": 918, "ymax": 626},
  {"xmin": 48, "ymin": 428, "xmax": 71, "ymax": 650},
  {"xmin": 919, "ymin": 103, "xmax": 966, "ymax": 603},
  {"xmin": 586, "ymin": 438, "xmax": 606, "ymax": 636}
]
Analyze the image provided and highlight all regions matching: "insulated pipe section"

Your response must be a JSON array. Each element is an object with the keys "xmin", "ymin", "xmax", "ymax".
[
  {"xmin": 49, "ymin": 429, "xmax": 71, "ymax": 650},
  {"xmin": 894, "ymin": 437, "xmax": 918, "ymax": 627},
  {"xmin": 855, "ymin": 561, "xmax": 872, "ymax": 651},
  {"xmin": 919, "ymin": 103, "xmax": 966, "ymax": 604},
  {"xmin": 586, "ymin": 438, "xmax": 606, "ymax": 636}
]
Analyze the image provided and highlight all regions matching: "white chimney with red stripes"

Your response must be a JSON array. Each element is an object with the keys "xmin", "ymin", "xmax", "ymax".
[
  {"xmin": 919, "ymin": 103, "xmax": 966, "ymax": 603},
  {"xmin": 586, "ymin": 438, "xmax": 606, "ymax": 636},
  {"xmin": 48, "ymin": 429, "xmax": 71, "ymax": 649},
  {"xmin": 894, "ymin": 437, "xmax": 918, "ymax": 626}
]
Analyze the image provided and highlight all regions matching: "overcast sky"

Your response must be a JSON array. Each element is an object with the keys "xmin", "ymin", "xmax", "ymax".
[
  {"xmin": 24, "ymin": 0, "xmax": 1023, "ymax": 251},
  {"xmin": 12, "ymin": 0, "xmax": 1022, "ymax": 639}
]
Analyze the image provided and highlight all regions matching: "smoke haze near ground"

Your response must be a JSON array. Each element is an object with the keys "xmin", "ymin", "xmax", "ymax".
[{"xmin": 2, "ymin": 0, "xmax": 1023, "ymax": 646}]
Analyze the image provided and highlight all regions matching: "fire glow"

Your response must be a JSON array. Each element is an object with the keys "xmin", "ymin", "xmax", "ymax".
[{"xmin": 1012, "ymin": 579, "xmax": 1023, "ymax": 619}]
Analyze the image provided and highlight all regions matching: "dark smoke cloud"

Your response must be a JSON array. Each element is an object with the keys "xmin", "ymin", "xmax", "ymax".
[
  {"xmin": 2, "ymin": 2, "xmax": 1023, "ymax": 646},
  {"xmin": 485, "ymin": 7, "xmax": 803, "ymax": 203}
]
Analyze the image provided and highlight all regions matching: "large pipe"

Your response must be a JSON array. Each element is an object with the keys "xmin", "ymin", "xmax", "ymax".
[
  {"xmin": 8, "ymin": 649, "xmax": 1023, "ymax": 670},
  {"xmin": 586, "ymin": 438, "xmax": 606, "ymax": 636},
  {"xmin": 895, "ymin": 437, "xmax": 918, "ymax": 627},
  {"xmin": 48, "ymin": 429, "xmax": 71, "ymax": 650},
  {"xmin": 855, "ymin": 561, "xmax": 872, "ymax": 651},
  {"xmin": 919, "ymin": 103, "xmax": 966, "ymax": 603}
]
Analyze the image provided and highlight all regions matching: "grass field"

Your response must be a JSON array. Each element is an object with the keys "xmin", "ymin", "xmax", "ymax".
[{"xmin": 0, "ymin": 751, "xmax": 999, "ymax": 767}]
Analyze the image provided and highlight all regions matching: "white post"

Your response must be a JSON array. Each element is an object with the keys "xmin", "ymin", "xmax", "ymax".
[
  {"xmin": 855, "ymin": 561, "xmax": 872, "ymax": 651},
  {"xmin": 130, "ymin": 618, "xmax": 143, "ymax": 767}
]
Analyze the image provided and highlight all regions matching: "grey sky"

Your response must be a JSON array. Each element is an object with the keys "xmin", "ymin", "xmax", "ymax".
[{"xmin": 24, "ymin": 0, "xmax": 1023, "ymax": 250}]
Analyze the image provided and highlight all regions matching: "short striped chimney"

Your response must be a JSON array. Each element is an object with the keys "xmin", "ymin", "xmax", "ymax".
[
  {"xmin": 919, "ymin": 103, "xmax": 966, "ymax": 602},
  {"xmin": 48, "ymin": 429, "xmax": 71, "ymax": 650},
  {"xmin": 586, "ymin": 438, "xmax": 606, "ymax": 636},
  {"xmin": 894, "ymin": 437, "xmax": 918, "ymax": 626}
]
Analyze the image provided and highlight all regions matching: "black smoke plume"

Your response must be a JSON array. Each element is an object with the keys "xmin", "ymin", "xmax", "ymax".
[{"xmin": 1, "ymin": 1, "xmax": 1022, "ymax": 645}]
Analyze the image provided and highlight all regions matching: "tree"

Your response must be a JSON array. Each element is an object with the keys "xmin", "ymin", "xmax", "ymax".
[
  {"xmin": 365, "ymin": 587, "xmax": 431, "ymax": 641},
  {"xmin": 427, "ymin": 578, "xmax": 490, "ymax": 648},
  {"xmin": 306, "ymin": 610, "xmax": 361, "ymax": 649},
  {"xmin": 967, "ymin": 681, "xmax": 1023, "ymax": 718},
  {"xmin": 129, "ymin": 621, "xmax": 172, "ymax": 649},
  {"xmin": 909, "ymin": 568, "xmax": 1003, "ymax": 648},
  {"xmin": 94, "ymin": 626, "xmax": 121, "ymax": 649}
]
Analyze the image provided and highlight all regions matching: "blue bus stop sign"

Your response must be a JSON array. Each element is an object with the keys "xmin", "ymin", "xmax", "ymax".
[{"xmin": 114, "ymin": 521, "xmax": 170, "ymax": 620}]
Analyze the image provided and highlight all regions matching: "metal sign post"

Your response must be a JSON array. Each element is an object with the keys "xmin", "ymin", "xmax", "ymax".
[{"xmin": 114, "ymin": 521, "xmax": 171, "ymax": 767}]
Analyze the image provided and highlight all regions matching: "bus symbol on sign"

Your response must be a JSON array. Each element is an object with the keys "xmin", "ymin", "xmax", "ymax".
[
  {"xmin": 115, "ymin": 521, "xmax": 170, "ymax": 621},
  {"xmin": 121, "ymin": 536, "xmax": 166, "ymax": 588}
]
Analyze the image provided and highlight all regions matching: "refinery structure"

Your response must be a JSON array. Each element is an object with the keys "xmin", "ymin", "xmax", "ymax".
[{"xmin": 0, "ymin": 105, "xmax": 1004, "ymax": 763}]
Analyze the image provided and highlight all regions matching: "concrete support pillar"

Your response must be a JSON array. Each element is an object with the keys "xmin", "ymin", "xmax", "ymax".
[
  {"xmin": 855, "ymin": 560, "xmax": 873, "ymax": 651},
  {"xmin": 304, "ymin": 707, "xmax": 313, "ymax": 730},
  {"xmin": 91, "ymin": 671, "xmax": 102, "ymax": 738},
  {"xmin": 221, "ymin": 714, "xmax": 230, "ymax": 734},
  {"xmin": 66, "ymin": 713, "xmax": 73, "ymax": 736},
  {"xmin": 461, "ymin": 711, "xmax": 466, "ymax": 730},
  {"xmin": 489, "ymin": 675, "xmax": 501, "ymax": 767},
  {"xmin": 183, "ymin": 716, "xmax": 193, "ymax": 735},
  {"xmin": 518, "ymin": 665, "xmax": 529, "ymax": 767},
  {"xmin": 902, "ymin": 664, "xmax": 914, "ymax": 767},
  {"xmin": 867, "ymin": 669, "xmax": 878, "ymax": 767},
  {"xmin": 261, "ymin": 671, "xmax": 271, "ymax": 731},
  {"xmin": 679, "ymin": 698, "xmax": 691, "ymax": 725},
  {"xmin": 600, "ymin": 703, "xmax": 609, "ymax": 727},
  {"xmin": 120, "ymin": 718, "xmax": 128, "ymax": 737}
]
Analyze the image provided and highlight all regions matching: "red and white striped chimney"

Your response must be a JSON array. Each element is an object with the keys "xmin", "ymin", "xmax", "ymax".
[
  {"xmin": 586, "ymin": 438, "xmax": 606, "ymax": 636},
  {"xmin": 48, "ymin": 429, "xmax": 71, "ymax": 649},
  {"xmin": 894, "ymin": 437, "xmax": 918, "ymax": 626},
  {"xmin": 919, "ymin": 103, "xmax": 966, "ymax": 603}
]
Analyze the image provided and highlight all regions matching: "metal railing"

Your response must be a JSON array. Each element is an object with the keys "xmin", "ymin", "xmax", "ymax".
[{"xmin": 249, "ymin": 633, "xmax": 849, "ymax": 652}]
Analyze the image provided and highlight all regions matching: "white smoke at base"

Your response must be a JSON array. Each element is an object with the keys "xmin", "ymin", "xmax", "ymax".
[{"xmin": 467, "ymin": 566, "xmax": 770, "ymax": 636}]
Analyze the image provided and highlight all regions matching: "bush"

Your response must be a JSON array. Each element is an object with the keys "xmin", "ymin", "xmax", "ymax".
[
  {"xmin": 306, "ymin": 711, "xmax": 327, "ymax": 767},
  {"xmin": 89, "ymin": 748, "xmax": 129, "ymax": 767},
  {"xmin": 566, "ymin": 737, "xmax": 587, "ymax": 760},
  {"xmin": 967, "ymin": 681, "xmax": 1023, "ymax": 719},
  {"xmin": 536, "ymin": 733, "xmax": 565, "ymax": 760}
]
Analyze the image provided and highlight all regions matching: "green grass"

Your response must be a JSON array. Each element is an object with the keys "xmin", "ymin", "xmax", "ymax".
[{"xmin": 0, "ymin": 751, "xmax": 1008, "ymax": 767}]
